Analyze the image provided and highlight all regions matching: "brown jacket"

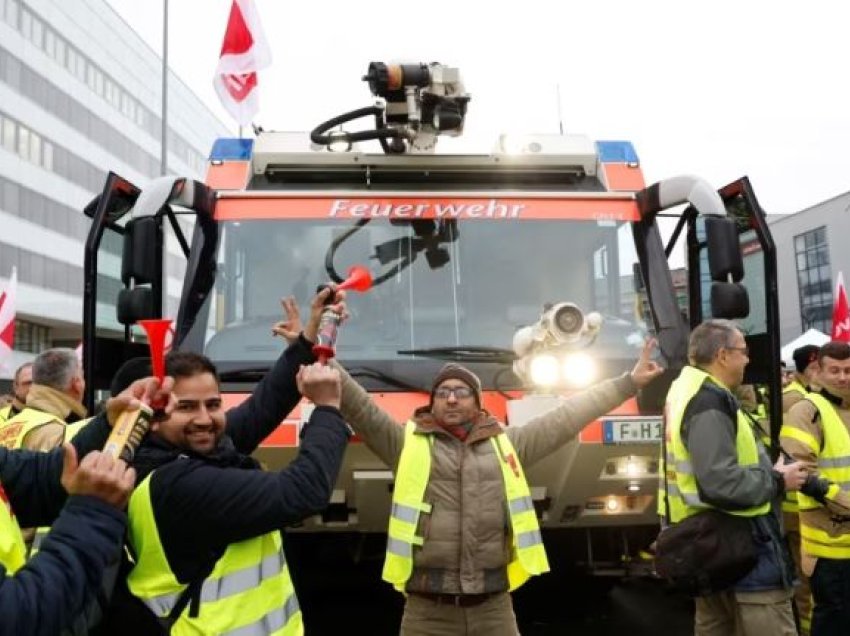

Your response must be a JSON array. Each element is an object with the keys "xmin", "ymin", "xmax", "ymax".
[
  {"xmin": 334, "ymin": 362, "xmax": 636, "ymax": 594},
  {"xmin": 781, "ymin": 389, "xmax": 850, "ymax": 567}
]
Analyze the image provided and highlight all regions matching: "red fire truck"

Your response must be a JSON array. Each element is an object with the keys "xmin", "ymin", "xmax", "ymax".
[{"xmin": 81, "ymin": 62, "xmax": 781, "ymax": 574}]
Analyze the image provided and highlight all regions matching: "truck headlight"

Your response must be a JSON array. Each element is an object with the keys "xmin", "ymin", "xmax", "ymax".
[
  {"xmin": 530, "ymin": 354, "xmax": 560, "ymax": 387},
  {"xmin": 561, "ymin": 352, "xmax": 596, "ymax": 388}
]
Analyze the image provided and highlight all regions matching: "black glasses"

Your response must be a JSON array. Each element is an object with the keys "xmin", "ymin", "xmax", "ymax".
[
  {"xmin": 725, "ymin": 346, "xmax": 749, "ymax": 356},
  {"xmin": 434, "ymin": 386, "xmax": 474, "ymax": 399}
]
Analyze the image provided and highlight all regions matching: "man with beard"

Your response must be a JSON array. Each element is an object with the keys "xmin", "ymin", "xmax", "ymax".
[
  {"xmin": 783, "ymin": 340, "xmax": 850, "ymax": 635},
  {"xmin": 107, "ymin": 290, "xmax": 351, "ymax": 635}
]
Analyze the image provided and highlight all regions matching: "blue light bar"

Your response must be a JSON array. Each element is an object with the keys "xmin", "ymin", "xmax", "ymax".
[
  {"xmin": 596, "ymin": 141, "xmax": 639, "ymax": 164},
  {"xmin": 209, "ymin": 138, "xmax": 254, "ymax": 161}
]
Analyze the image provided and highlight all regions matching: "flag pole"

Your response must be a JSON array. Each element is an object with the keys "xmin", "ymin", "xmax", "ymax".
[{"xmin": 160, "ymin": 0, "xmax": 169, "ymax": 176}]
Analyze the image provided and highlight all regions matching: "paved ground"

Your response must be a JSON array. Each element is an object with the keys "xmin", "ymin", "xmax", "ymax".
[{"xmin": 286, "ymin": 533, "xmax": 694, "ymax": 635}]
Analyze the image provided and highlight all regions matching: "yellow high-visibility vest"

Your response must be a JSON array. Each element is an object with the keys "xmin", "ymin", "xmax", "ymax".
[
  {"xmin": 658, "ymin": 366, "xmax": 770, "ymax": 522},
  {"xmin": 127, "ymin": 471, "xmax": 303, "ymax": 635},
  {"xmin": 382, "ymin": 420, "xmax": 549, "ymax": 593},
  {"xmin": 0, "ymin": 408, "xmax": 59, "ymax": 450},
  {"xmin": 0, "ymin": 482, "xmax": 26, "ymax": 574},
  {"xmin": 781, "ymin": 382, "xmax": 809, "ymax": 515},
  {"xmin": 792, "ymin": 393, "xmax": 850, "ymax": 559}
]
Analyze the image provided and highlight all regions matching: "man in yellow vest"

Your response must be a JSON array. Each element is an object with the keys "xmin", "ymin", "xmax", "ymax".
[
  {"xmin": 0, "ymin": 349, "xmax": 87, "ymax": 453},
  {"xmin": 329, "ymin": 337, "xmax": 662, "ymax": 635},
  {"xmin": 782, "ymin": 340, "xmax": 850, "ymax": 635},
  {"xmin": 0, "ymin": 348, "xmax": 89, "ymax": 552},
  {"xmin": 661, "ymin": 319, "xmax": 807, "ymax": 636},
  {"xmin": 0, "ymin": 361, "xmax": 33, "ymax": 423},
  {"xmin": 780, "ymin": 345, "xmax": 820, "ymax": 634},
  {"xmin": 115, "ymin": 289, "xmax": 351, "ymax": 635},
  {"xmin": 0, "ymin": 374, "xmax": 170, "ymax": 635},
  {"xmin": 784, "ymin": 345, "xmax": 820, "ymax": 413}
]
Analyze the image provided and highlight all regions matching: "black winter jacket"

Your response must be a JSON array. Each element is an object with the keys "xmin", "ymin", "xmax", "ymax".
[
  {"xmin": 0, "ymin": 417, "xmax": 124, "ymax": 636},
  {"xmin": 129, "ymin": 335, "xmax": 351, "ymax": 583}
]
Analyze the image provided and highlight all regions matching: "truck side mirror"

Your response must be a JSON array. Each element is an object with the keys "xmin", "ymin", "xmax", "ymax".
[
  {"xmin": 121, "ymin": 217, "xmax": 159, "ymax": 285},
  {"xmin": 117, "ymin": 288, "xmax": 155, "ymax": 325},
  {"xmin": 704, "ymin": 217, "xmax": 749, "ymax": 319}
]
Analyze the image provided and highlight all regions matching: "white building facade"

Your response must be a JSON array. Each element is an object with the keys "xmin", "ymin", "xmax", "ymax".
[
  {"xmin": 768, "ymin": 191, "xmax": 850, "ymax": 345},
  {"xmin": 0, "ymin": 0, "xmax": 228, "ymax": 381}
]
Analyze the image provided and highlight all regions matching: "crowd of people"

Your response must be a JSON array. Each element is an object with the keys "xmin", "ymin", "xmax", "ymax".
[{"xmin": 1, "ymin": 291, "xmax": 848, "ymax": 635}]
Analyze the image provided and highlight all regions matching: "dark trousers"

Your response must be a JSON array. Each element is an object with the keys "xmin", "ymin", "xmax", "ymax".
[{"xmin": 810, "ymin": 557, "xmax": 850, "ymax": 636}]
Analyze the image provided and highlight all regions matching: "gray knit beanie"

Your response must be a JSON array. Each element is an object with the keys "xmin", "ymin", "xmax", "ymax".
[{"xmin": 430, "ymin": 363, "xmax": 482, "ymax": 407}]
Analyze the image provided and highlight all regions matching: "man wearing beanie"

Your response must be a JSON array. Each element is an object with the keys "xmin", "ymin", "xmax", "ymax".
[
  {"xmin": 331, "ymin": 340, "xmax": 663, "ymax": 635},
  {"xmin": 783, "ymin": 344, "xmax": 820, "ymax": 413}
]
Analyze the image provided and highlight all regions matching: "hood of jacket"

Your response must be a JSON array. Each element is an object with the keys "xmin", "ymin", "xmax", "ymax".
[{"xmin": 25, "ymin": 384, "xmax": 87, "ymax": 422}]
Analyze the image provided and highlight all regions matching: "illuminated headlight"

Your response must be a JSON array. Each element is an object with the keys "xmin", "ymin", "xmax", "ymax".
[
  {"xmin": 561, "ymin": 352, "xmax": 597, "ymax": 388},
  {"xmin": 529, "ymin": 354, "xmax": 560, "ymax": 387}
]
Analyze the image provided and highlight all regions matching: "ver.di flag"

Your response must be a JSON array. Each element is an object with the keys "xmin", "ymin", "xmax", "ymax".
[
  {"xmin": 0, "ymin": 267, "xmax": 17, "ymax": 373},
  {"xmin": 213, "ymin": 0, "xmax": 272, "ymax": 126},
  {"xmin": 832, "ymin": 271, "xmax": 850, "ymax": 342}
]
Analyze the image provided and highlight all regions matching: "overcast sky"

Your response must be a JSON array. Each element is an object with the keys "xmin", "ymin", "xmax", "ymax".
[{"xmin": 105, "ymin": 0, "xmax": 849, "ymax": 216}]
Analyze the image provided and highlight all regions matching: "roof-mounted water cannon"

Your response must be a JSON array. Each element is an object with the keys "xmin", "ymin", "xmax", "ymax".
[
  {"xmin": 512, "ymin": 303, "xmax": 603, "ymax": 390},
  {"xmin": 310, "ymin": 61, "xmax": 470, "ymax": 155}
]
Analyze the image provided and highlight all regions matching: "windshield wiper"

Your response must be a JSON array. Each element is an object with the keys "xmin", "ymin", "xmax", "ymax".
[
  {"xmin": 218, "ymin": 367, "xmax": 270, "ymax": 382},
  {"xmin": 396, "ymin": 346, "xmax": 516, "ymax": 364},
  {"xmin": 348, "ymin": 366, "xmax": 428, "ymax": 393}
]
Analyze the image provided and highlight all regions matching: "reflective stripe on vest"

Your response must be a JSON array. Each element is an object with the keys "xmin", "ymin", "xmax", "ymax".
[
  {"xmin": 127, "ymin": 472, "xmax": 302, "ymax": 635},
  {"xmin": 0, "ymin": 482, "xmax": 26, "ymax": 574},
  {"xmin": 382, "ymin": 420, "xmax": 549, "ymax": 593},
  {"xmin": 659, "ymin": 366, "xmax": 770, "ymax": 523},
  {"xmin": 796, "ymin": 393, "xmax": 850, "ymax": 558},
  {"xmin": 781, "ymin": 383, "xmax": 808, "ymax": 514}
]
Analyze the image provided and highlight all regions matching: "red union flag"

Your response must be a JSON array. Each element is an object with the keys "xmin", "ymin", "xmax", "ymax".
[
  {"xmin": 0, "ymin": 267, "xmax": 17, "ymax": 372},
  {"xmin": 832, "ymin": 271, "xmax": 850, "ymax": 342},
  {"xmin": 213, "ymin": 0, "xmax": 272, "ymax": 126}
]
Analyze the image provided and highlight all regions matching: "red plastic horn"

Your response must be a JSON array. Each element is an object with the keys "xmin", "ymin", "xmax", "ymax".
[
  {"xmin": 337, "ymin": 265, "xmax": 372, "ymax": 293},
  {"xmin": 137, "ymin": 319, "xmax": 174, "ymax": 382}
]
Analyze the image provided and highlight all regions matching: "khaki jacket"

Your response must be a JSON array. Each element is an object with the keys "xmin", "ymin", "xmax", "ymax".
[
  {"xmin": 782, "ymin": 389, "xmax": 850, "ymax": 572},
  {"xmin": 334, "ymin": 362, "xmax": 635, "ymax": 594},
  {"xmin": 17, "ymin": 384, "xmax": 88, "ymax": 452}
]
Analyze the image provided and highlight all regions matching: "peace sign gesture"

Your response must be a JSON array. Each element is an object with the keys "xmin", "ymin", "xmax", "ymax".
[{"xmin": 630, "ymin": 338, "xmax": 665, "ymax": 388}]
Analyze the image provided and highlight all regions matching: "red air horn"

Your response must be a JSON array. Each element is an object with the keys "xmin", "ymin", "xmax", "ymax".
[
  {"xmin": 313, "ymin": 266, "xmax": 373, "ymax": 364},
  {"xmin": 103, "ymin": 318, "xmax": 173, "ymax": 462}
]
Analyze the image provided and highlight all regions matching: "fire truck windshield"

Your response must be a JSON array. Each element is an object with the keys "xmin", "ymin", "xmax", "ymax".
[{"xmin": 201, "ymin": 215, "xmax": 648, "ymax": 386}]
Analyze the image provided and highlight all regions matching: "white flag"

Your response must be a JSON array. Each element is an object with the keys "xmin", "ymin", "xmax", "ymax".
[{"xmin": 213, "ymin": 0, "xmax": 272, "ymax": 126}]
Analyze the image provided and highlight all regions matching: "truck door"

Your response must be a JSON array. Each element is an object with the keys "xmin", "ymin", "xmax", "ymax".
[{"xmin": 686, "ymin": 176, "xmax": 781, "ymax": 450}]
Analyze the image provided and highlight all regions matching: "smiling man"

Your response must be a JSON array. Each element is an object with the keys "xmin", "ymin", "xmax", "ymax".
[
  {"xmin": 782, "ymin": 340, "xmax": 850, "ymax": 635},
  {"xmin": 108, "ymin": 290, "xmax": 352, "ymax": 636},
  {"xmin": 331, "ymin": 343, "xmax": 663, "ymax": 636}
]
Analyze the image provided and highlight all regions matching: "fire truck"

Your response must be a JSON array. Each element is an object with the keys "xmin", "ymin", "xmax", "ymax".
[{"xmin": 81, "ymin": 62, "xmax": 781, "ymax": 574}]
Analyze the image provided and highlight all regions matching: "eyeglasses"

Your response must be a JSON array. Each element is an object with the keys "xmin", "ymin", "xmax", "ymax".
[
  {"xmin": 725, "ymin": 346, "xmax": 749, "ymax": 356},
  {"xmin": 434, "ymin": 386, "xmax": 474, "ymax": 399}
]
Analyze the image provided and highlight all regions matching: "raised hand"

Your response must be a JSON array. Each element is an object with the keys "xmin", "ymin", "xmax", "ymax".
[
  {"xmin": 61, "ymin": 443, "xmax": 136, "ymax": 508},
  {"xmin": 272, "ymin": 296, "xmax": 302, "ymax": 345},
  {"xmin": 630, "ymin": 338, "xmax": 665, "ymax": 388},
  {"xmin": 296, "ymin": 363, "xmax": 342, "ymax": 409},
  {"xmin": 105, "ymin": 376, "xmax": 176, "ymax": 427},
  {"xmin": 303, "ymin": 287, "xmax": 348, "ymax": 344}
]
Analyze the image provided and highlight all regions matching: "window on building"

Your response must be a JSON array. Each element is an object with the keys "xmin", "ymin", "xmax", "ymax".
[
  {"xmin": 13, "ymin": 319, "xmax": 51, "ymax": 354},
  {"xmin": 795, "ymin": 226, "xmax": 833, "ymax": 334}
]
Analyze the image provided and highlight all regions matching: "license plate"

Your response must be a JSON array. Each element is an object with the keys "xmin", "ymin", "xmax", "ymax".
[{"xmin": 602, "ymin": 417, "xmax": 662, "ymax": 444}]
